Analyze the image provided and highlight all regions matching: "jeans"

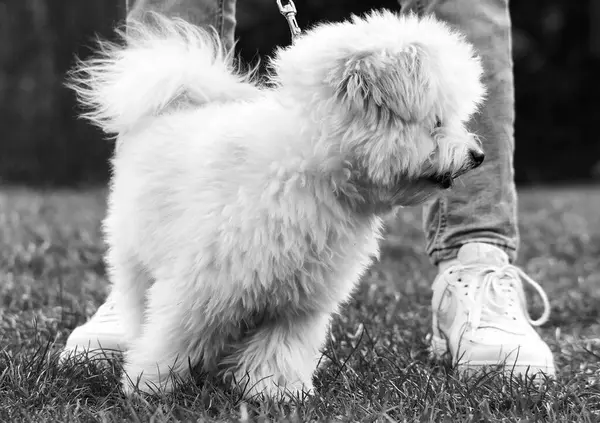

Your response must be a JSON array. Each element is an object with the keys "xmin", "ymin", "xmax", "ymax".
[
  {"xmin": 399, "ymin": 0, "xmax": 518, "ymax": 264},
  {"xmin": 126, "ymin": 0, "xmax": 519, "ymax": 265},
  {"xmin": 126, "ymin": 0, "xmax": 236, "ymax": 52}
]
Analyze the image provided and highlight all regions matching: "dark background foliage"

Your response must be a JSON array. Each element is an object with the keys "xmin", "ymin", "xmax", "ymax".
[{"xmin": 0, "ymin": 0, "xmax": 598, "ymax": 186}]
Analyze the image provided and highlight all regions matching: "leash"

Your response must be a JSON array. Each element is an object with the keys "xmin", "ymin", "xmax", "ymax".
[{"xmin": 276, "ymin": 0, "xmax": 301, "ymax": 44}]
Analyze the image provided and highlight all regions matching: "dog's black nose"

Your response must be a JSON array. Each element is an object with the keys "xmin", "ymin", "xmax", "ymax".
[{"xmin": 469, "ymin": 149, "xmax": 485, "ymax": 168}]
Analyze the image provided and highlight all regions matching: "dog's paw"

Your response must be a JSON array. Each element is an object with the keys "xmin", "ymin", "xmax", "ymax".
[
  {"xmin": 120, "ymin": 376, "xmax": 140, "ymax": 397},
  {"xmin": 121, "ymin": 372, "xmax": 175, "ymax": 397},
  {"xmin": 235, "ymin": 372, "xmax": 314, "ymax": 402}
]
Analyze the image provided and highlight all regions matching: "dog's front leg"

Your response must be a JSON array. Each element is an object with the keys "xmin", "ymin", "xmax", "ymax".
[
  {"xmin": 120, "ymin": 279, "xmax": 203, "ymax": 395},
  {"xmin": 228, "ymin": 311, "xmax": 331, "ymax": 401},
  {"xmin": 106, "ymin": 251, "xmax": 152, "ymax": 343}
]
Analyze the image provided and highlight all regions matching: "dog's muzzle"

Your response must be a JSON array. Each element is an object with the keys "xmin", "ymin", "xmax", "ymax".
[
  {"xmin": 428, "ymin": 149, "xmax": 485, "ymax": 189},
  {"xmin": 428, "ymin": 172, "xmax": 454, "ymax": 189}
]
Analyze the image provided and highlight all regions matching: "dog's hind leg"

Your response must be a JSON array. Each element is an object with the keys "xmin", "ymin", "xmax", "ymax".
[{"xmin": 228, "ymin": 311, "xmax": 331, "ymax": 400}]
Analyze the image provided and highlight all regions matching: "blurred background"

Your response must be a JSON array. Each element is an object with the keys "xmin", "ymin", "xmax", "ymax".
[{"xmin": 0, "ymin": 0, "xmax": 598, "ymax": 187}]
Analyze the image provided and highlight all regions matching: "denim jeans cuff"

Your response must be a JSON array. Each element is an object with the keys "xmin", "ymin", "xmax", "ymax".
[{"xmin": 428, "ymin": 238, "xmax": 518, "ymax": 266}]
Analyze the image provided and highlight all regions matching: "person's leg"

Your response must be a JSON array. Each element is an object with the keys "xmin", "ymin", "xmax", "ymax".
[
  {"xmin": 419, "ymin": 0, "xmax": 518, "ymax": 264},
  {"xmin": 125, "ymin": 0, "xmax": 236, "ymax": 52},
  {"xmin": 60, "ymin": 0, "xmax": 237, "ymax": 362},
  {"xmin": 400, "ymin": 0, "xmax": 555, "ymax": 377}
]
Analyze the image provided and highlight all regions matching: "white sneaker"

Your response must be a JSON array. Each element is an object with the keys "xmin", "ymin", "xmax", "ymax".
[
  {"xmin": 59, "ymin": 292, "xmax": 126, "ymax": 363},
  {"xmin": 431, "ymin": 243, "xmax": 555, "ymax": 378}
]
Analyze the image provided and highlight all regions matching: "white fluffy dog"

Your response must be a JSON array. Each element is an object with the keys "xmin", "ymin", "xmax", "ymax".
[{"xmin": 70, "ymin": 10, "xmax": 485, "ymax": 398}]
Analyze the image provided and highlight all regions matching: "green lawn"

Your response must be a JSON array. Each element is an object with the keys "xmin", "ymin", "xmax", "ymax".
[{"xmin": 0, "ymin": 186, "xmax": 599, "ymax": 422}]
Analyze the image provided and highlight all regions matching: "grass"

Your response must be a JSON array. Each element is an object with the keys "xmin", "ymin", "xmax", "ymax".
[{"xmin": 0, "ymin": 185, "xmax": 599, "ymax": 422}]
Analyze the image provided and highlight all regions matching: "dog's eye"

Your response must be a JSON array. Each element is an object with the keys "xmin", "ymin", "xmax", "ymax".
[{"xmin": 434, "ymin": 117, "xmax": 442, "ymax": 129}]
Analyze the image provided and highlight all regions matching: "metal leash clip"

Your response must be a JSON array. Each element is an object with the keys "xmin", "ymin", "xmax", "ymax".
[{"xmin": 276, "ymin": 0, "xmax": 301, "ymax": 44}]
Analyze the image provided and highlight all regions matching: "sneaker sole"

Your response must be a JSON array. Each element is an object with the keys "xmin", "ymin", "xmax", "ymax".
[{"xmin": 430, "ymin": 334, "xmax": 556, "ymax": 379}]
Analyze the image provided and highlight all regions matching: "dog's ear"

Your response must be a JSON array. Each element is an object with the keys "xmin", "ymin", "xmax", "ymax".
[{"xmin": 327, "ymin": 44, "xmax": 431, "ymax": 122}]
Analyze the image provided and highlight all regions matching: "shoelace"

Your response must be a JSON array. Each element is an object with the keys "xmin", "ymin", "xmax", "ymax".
[{"xmin": 446, "ymin": 264, "xmax": 551, "ymax": 334}]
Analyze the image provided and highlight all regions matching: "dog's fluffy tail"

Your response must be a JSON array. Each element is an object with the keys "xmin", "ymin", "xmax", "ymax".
[{"xmin": 68, "ymin": 13, "xmax": 258, "ymax": 135}]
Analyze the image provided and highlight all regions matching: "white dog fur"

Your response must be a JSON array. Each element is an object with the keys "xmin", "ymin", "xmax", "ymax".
[{"xmin": 69, "ymin": 10, "xmax": 485, "ymax": 399}]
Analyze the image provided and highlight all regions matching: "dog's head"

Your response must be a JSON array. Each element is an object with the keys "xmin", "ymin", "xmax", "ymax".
[{"xmin": 270, "ymin": 11, "xmax": 486, "ymax": 211}]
